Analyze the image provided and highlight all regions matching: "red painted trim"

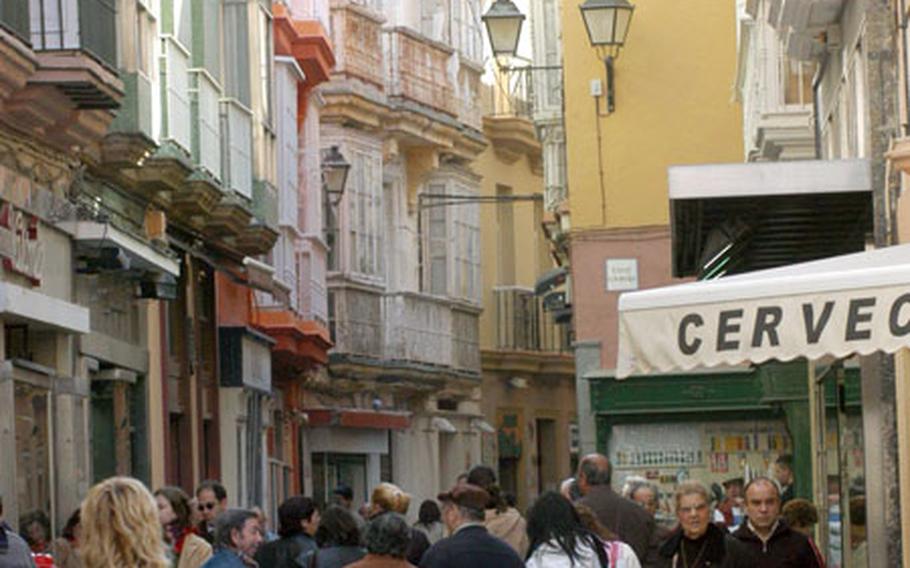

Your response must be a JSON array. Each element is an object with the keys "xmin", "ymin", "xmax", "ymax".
[
  {"xmin": 254, "ymin": 309, "xmax": 332, "ymax": 368},
  {"xmin": 271, "ymin": 4, "xmax": 335, "ymax": 88}
]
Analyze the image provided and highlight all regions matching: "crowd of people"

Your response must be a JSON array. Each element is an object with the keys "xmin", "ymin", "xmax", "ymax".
[{"xmin": 0, "ymin": 453, "xmax": 835, "ymax": 568}]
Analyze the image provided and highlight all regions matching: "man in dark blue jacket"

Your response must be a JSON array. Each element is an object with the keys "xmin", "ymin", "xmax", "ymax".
[{"xmin": 419, "ymin": 484, "xmax": 524, "ymax": 568}]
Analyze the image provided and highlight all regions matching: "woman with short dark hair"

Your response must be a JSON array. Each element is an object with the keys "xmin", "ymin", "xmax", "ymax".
[
  {"xmin": 302, "ymin": 505, "xmax": 365, "ymax": 568},
  {"xmin": 254, "ymin": 496, "xmax": 320, "ymax": 568}
]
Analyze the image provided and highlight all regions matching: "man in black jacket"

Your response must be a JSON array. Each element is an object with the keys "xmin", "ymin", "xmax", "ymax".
[
  {"xmin": 419, "ymin": 484, "xmax": 523, "ymax": 568},
  {"xmin": 732, "ymin": 477, "xmax": 822, "ymax": 568},
  {"xmin": 576, "ymin": 453, "xmax": 660, "ymax": 567}
]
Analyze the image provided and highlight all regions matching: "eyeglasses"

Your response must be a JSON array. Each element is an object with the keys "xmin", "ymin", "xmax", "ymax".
[
  {"xmin": 678, "ymin": 503, "xmax": 708, "ymax": 515},
  {"xmin": 198, "ymin": 503, "xmax": 217, "ymax": 512}
]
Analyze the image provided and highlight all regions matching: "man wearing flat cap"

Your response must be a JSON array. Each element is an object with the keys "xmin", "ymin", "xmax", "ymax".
[{"xmin": 419, "ymin": 484, "xmax": 523, "ymax": 568}]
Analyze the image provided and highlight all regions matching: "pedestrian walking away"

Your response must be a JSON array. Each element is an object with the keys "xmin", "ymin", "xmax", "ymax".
[
  {"xmin": 525, "ymin": 490, "xmax": 640, "ymax": 568},
  {"xmin": 347, "ymin": 513, "xmax": 415, "ymax": 568},
  {"xmin": 419, "ymin": 483, "xmax": 523, "ymax": 568},
  {"xmin": 576, "ymin": 454, "xmax": 660, "ymax": 567},
  {"xmin": 413, "ymin": 501, "xmax": 445, "ymax": 546},
  {"xmin": 79, "ymin": 477, "xmax": 170, "ymax": 568},
  {"xmin": 466, "ymin": 465, "xmax": 529, "ymax": 557},
  {"xmin": 368, "ymin": 483, "xmax": 430, "ymax": 565},
  {"xmin": 300, "ymin": 505, "xmax": 366, "ymax": 568},
  {"xmin": 731, "ymin": 477, "xmax": 821, "ymax": 568}
]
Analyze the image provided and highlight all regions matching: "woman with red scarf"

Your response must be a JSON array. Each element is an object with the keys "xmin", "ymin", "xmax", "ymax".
[{"xmin": 155, "ymin": 486, "xmax": 213, "ymax": 568}]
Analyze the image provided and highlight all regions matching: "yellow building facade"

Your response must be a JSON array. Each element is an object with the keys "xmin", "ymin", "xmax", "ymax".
[
  {"xmin": 561, "ymin": 0, "xmax": 744, "ymax": 452},
  {"xmin": 476, "ymin": 87, "xmax": 576, "ymax": 510}
]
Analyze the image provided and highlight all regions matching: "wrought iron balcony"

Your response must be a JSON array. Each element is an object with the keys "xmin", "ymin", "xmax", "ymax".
[{"xmin": 494, "ymin": 286, "xmax": 569, "ymax": 353}]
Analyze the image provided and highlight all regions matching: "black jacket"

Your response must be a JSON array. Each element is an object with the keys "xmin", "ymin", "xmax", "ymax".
[
  {"xmin": 254, "ymin": 533, "xmax": 318, "ymax": 568},
  {"xmin": 732, "ymin": 520, "xmax": 822, "ymax": 568},
  {"xmin": 419, "ymin": 525, "xmax": 524, "ymax": 568},
  {"xmin": 578, "ymin": 485, "xmax": 660, "ymax": 567},
  {"xmin": 658, "ymin": 523, "xmax": 756, "ymax": 568}
]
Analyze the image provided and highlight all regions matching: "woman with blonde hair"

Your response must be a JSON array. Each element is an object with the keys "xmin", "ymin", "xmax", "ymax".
[
  {"xmin": 80, "ymin": 476, "xmax": 170, "ymax": 568},
  {"xmin": 368, "ymin": 483, "xmax": 429, "ymax": 565}
]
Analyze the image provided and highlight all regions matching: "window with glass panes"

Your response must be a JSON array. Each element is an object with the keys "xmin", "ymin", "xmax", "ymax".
[
  {"xmin": 258, "ymin": 4, "xmax": 273, "ymax": 126},
  {"xmin": 452, "ymin": 184, "xmax": 480, "ymax": 302},
  {"xmin": 348, "ymin": 150, "xmax": 384, "ymax": 277},
  {"xmin": 223, "ymin": 0, "xmax": 251, "ymax": 106}
]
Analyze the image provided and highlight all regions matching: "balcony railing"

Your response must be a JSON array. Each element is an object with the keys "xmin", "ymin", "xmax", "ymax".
[
  {"xmin": 191, "ymin": 69, "xmax": 222, "ymax": 180},
  {"xmin": 494, "ymin": 286, "xmax": 569, "ymax": 353},
  {"xmin": 30, "ymin": 0, "xmax": 116, "ymax": 67},
  {"xmin": 2, "ymin": 0, "xmax": 29, "ymax": 44},
  {"xmin": 385, "ymin": 27, "xmax": 455, "ymax": 116},
  {"xmin": 221, "ymin": 99, "xmax": 254, "ymax": 199}
]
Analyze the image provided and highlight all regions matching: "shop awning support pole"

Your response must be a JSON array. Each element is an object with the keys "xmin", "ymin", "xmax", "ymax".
[{"xmin": 808, "ymin": 359, "xmax": 829, "ymax": 557}]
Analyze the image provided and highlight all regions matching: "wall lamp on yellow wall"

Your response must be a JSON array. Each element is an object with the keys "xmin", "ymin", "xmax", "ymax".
[{"xmin": 579, "ymin": 0, "xmax": 635, "ymax": 113}]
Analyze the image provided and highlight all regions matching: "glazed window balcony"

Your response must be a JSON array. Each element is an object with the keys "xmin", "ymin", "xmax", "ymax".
[
  {"xmin": 2, "ymin": 0, "xmax": 29, "ymax": 44},
  {"xmin": 384, "ymin": 26, "xmax": 455, "ymax": 116},
  {"xmin": 384, "ymin": 292, "xmax": 480, "ymax": 373},
  {"xmin": 30, "ymin": 0, "xmax": 116, "ymax": 68},
  {"xmin": 328, "ymin": 286, "xmax": 383, "ymax": 359},
  {"xmin": 221, "ymin": 98, "xmax": 254, "ymax": 199},
  {"xmin": 494, "ymin": 286, "xmax": 569, "ymax": 353},
  {"xmin": 161, "ymin": 36, "xmax": 192, "ymax": 155},
  {"xmin": 190, "ymin": 69, "xmax": 223, "ymax": 181}
]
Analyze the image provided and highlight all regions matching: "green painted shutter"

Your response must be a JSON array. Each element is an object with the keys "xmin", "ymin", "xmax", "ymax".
[
  {"xmin": 0, "ymin": 0, "xmax": 29, "ymax": 44},
  {"xmin": 223, "ymin": 0, "xmax": 251, "ymax": 106},
  {"xmin": 79, "ymin": 0, "xmax": 117, "ymax": 66}
]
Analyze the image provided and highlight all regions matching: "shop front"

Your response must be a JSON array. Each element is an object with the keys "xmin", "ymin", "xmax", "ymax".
[
  {"xmin": 615, "ymin": 243, "xmax": 910, "ymax": 567},
  {"xmin": 0, "ymin": 197, "xmax": 90, "ymax": 532}
]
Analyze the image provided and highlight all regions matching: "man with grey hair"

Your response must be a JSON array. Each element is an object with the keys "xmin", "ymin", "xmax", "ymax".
[
  {"xmin": 576, "ymin": 453, "xmax": 659, "ymax": 567},
  {"xmin": 0, "ymin": 495, "xmax": 35, "ymax": 568},
  {"xmin": 346, "ymin": 512, "xmax": 411, "ymax": 567},
  {"xmin": 201, "ymin": 509, "xmax": 263, "ymax": 568},
  {"xmin": 419, "ymin": 484, "xmax": 523, "ymax": 568}
]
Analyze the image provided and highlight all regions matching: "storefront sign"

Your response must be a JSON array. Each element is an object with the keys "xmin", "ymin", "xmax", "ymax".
[
  {"xmin": 618, "ymin": 255, "xmax": 910, "ymax": 377},
  {"xmin": 220, "ymin": 326, "xmax": 274, "ymax": 394},
  {"xmin": 0, "ymin": 202, "xmax": 43, "ymax": 284}
]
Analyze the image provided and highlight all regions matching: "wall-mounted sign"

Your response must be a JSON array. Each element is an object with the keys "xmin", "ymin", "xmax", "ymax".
[
  {"xmin": 0, "ymin": 202, "xmax": 43, "ymax": 285},
  {"xmin": 606, "ymin": 258, "xmax": 638, "ymax": 291}
]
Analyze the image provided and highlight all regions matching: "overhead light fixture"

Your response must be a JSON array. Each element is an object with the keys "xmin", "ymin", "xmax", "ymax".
[{"xmin": 482, "ymin": 0, "xmax": 526, "ymax": 58}]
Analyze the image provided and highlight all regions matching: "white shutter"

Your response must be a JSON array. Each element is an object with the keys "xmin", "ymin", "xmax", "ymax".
[{"xmin": 427, "ymin": 183, "xmax": 448, "ymax": 295}]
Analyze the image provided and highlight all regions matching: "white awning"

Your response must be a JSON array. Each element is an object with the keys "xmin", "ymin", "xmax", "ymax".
[
  {"xmin": 58, "ymin": 221, "xmax": 180, "ymax": 276},
  {"xmin": 431, "ymin": 416, "xmax": 458, "ymax": 433},
  {"xmin": 617, "ymin": 244, "xmax": 910, "ymax": 378},
  {"xmin": 0, "ymin": 282, "xmax": 90, "ymax": 334}
]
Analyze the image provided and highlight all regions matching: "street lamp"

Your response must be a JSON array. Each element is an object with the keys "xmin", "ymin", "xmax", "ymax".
[
  {"xmin": 321, "ymin": 145, "xmax": 350, "ymax": 207},
  {"xmin": 481, "ymin": 0, "xmax": 525, "ymax": 58},
  {"xmin": 579, "ymin": 0, "xmax": 634, "ymax": 50},
  {"xmin": 579, "ymin": 0, "xmax": 635, "ymax": 113}
]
